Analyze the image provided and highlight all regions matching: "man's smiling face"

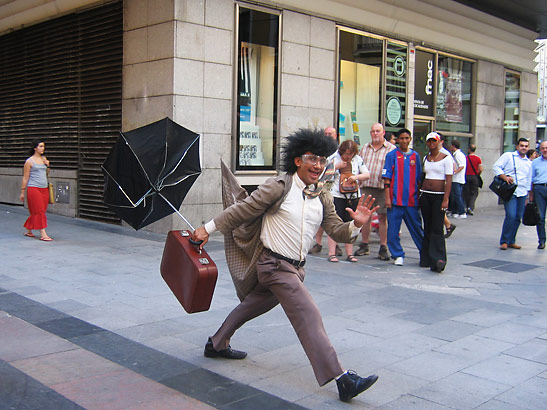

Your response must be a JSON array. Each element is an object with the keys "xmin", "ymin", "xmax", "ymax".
[{"xmin": 294, "ymin": 152, "xmax": 326, "ymax": 185}]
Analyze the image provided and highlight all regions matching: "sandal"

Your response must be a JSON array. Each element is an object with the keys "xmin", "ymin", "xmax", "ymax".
[
  {"xmin": 346, "ymin": 255, "xmax": 358, "ymax": 263},
  {"xmin": 328, "ymin": 255, "xmax": 339, "ymax": 263},
  {"xmin": 40, "ymin": 237, "xmax": 53, "ymax": 241},
  {"xmin": 24, "ymin": 232, "xmax": 35, "ymax": 237}
]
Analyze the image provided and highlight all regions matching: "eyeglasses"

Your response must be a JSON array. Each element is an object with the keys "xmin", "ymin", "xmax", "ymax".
[{"xmin": 301, "ymin": 154, "xmax": 328, "ymax": 167}]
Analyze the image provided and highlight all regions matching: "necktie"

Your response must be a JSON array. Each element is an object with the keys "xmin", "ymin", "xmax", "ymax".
[{"xmin": 302, "ymin": 160, "xmax": 335, "ymax": 199}]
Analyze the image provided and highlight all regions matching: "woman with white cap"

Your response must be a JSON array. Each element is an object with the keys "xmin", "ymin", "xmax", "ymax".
[{"xmin": 419, "ymin": 132, "xmax": 452, "ymax": 272}]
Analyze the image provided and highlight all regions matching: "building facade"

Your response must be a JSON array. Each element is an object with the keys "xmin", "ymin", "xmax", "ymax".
[{"xmin": 0, "ymin": 0, "xmax": 539, "ymax": 232}]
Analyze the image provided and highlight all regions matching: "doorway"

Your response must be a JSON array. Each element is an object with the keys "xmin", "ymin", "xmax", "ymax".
[{"xmin": 413, "ymin": 120, "xmax": 433, "ymax": 158}]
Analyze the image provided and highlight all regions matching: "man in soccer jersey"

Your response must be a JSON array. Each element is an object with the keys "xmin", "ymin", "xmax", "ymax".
[{"xmin": 382, "ymin": 128, "xmax": 424, "ymax": 266}]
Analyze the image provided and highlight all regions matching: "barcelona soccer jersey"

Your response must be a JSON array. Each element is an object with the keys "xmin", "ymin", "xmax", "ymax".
[{"xmin": 382, "ymin": 148, "xmax": 422, "ymax": 207}]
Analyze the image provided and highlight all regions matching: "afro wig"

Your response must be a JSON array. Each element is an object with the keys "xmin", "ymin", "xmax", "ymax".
[{"xmin": 280, "ymin": 128, "xmax": 338, "ymax": 174}]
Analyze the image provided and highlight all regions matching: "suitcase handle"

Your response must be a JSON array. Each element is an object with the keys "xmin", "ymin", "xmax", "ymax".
[{"xmin": 188, "ymin": 238, "xmax": 204, "ymax": 254}]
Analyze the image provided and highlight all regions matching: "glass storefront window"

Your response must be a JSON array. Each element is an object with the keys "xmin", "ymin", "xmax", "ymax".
[
  {"xmin": 385, "ymin": 42, "xmax": 407, "ymax": 134},
  {"xmin": 236, "ymin": 7, "xmax": 279, "ymax": 170},
  {"xmin": 436, "ymin": 56, "xmax": 472, "ymax": 133},
  {"xmin": 503, "ymin": 72, "xmax": 520, "ymax": 152},
  {"xmin": 338, "ymin": 30, "xmax": 382, "ymax": 145}
]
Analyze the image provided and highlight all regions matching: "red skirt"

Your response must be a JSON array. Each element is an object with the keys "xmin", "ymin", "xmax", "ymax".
[{"xmin": 24, "ymin": 187, "xmax": 49, "ymax": 230}]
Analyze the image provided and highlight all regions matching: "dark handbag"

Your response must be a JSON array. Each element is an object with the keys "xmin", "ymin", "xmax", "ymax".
[
  {"xmin": 489, "ymin": 176, "xmax": 517, "ymax": 202},
  {"xmin": 339, "ymin": 172, "xmax": 358, "ymax": 194},
  {"xmin": 523, "ymin": 202, "xmax": 540, "ymax": 226}
]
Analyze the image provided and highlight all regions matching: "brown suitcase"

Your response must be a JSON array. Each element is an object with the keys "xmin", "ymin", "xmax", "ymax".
[{"xmin": 160, "ymin": 230, "xmax": 218, "ymax": 313}]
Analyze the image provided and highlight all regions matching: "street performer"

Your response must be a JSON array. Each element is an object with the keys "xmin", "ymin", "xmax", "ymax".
[{"xmin": 192, "ymin": 128, "xmax": 379, "ymax": 402}]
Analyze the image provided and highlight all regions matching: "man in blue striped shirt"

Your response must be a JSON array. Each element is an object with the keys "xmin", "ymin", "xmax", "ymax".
[{"xmin": 531, "ymin": 141, "xmax": 547, "ymax": 249}]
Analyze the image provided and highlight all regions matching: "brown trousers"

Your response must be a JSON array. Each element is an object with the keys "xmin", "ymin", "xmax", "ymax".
[{"xmin": 211, "ymin": 250, "xmax": 344, "ymax": 386}]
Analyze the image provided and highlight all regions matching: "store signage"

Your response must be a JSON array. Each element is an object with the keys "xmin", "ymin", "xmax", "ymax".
[
  {"xmin": 386, "ymin": 97, "xmax": 402, "ymax": 126},
  {"xmin": 414, "ymin": 50, "xmax": 435, "ymax": 116},
  {"xmin": 393, "ymin": 56, "xmax": 406, "ymax": 77}
]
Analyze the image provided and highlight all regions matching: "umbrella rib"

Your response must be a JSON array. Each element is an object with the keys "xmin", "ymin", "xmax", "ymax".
[
  {"xmin": 160, "ymin": 171, "xmax": 201, "ymax": 188},
  {"xmin": 157, "ymin": 134, "xmax": 200, "ymax": 190},
  {"xmin": 102, "ymin": 166, "xmax": 154, "ymax": 208},
  {"xmin": 120, "ymin": 131, "xmax": 158, "ymax": 190},
  {"xmin": 158, "ymin": 192, "xmax": 195, "ymax": 230}
]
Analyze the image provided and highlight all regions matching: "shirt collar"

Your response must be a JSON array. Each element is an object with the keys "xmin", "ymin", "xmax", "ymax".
[{"xmin": 293, "ymin": 172, "xmax": 307, "ymax": 190}]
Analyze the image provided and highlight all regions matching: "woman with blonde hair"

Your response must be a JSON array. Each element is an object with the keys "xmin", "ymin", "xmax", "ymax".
[{"xmin": 20, "ymin": 139, "xmax": 53, "ymax": 241}]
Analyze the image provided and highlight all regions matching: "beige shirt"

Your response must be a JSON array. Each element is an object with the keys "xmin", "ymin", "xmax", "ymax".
[{"xmin": 359, "ymin": 140, "xmax": 395, "ymax": 188}]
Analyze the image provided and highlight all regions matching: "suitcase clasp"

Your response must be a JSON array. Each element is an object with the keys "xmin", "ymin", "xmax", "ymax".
[
  {"xmin": 198, "ymin": 257, "xmax": 210, "ymax": 265},
  {"xmin": 180, "ymin": 231, "xmax": 190, "ymax": 237}
]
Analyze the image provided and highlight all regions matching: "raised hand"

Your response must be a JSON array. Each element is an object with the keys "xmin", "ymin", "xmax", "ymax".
[{"xmin": 346, "ymin": 195, "xmax": 380, "ymax": 228}]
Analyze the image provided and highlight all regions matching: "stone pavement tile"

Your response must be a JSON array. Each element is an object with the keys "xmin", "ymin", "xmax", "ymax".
[
  {"xmin": 411, "ymin": 372, "xmax": 511, "ymax": 410},
  {"xmin": 378, "ymin": 394, "xmax": 452, "ymax": 409},
  {"xmin": 10, "ymin": 348, "xmax": 122, "ymax": 386},
  {"xmin": 48, "ymin": 298, "xmax": 90, "ymax": 312},
  {"xmin": 338, "ymin": 346, "xmax": 404, "ymax": 373},
  {"xmin": 249, "ymin": 364, "xmax": 323, "ymax": 403},
  {"xmin": 114, "ymin": 320, "xmax": 192, "ymax": 343},
  {"xmin": 414, "ymin": 319, "xmax": 485, "ymax": 342},
  {"xmin": 351, "ymin": 369, "xmax": 430, "ymax": 408},
  {"xmin": 328, "ymin": 328, "xmax": 382, "ymax": 354},
  {"xmin": 504, "ymin": 338, "xmax": 547, "ymax": 364},
  {"xmin": 0, "ymin": 291, "xmax": 68, "ymax": 324},
  {"xmin": 386, "ymin": 351, "xmax": 473, "ymax": 382},
  {"xmin": 511, "ymin": 312, "xmax": 547, "ymax": 329},
  {"xmin": 0, "ymin": 360, "xmax": 85, "ymax": 410},
  {"xmin": 451, "ymin": 308, "xmax": 519, "ymax": 327},
  {"xmin": 52, "ymin": 368, "xmax": 199, "ymax": 410},
  {"xmin": 0, "ymin": 314, "xmax": 76, "ymax": 362},
  {"xmin": 10, "ymin": 286, "xmax": 47, "ymax": 296},
  {"xmin": 123, "ymin": 393, "xmax": 216, "ymax": 410},
  {"xmin": 370, "ymin": 333, "xmax": 448, "ymax": 357},
  {"xmin": 337, "ymin": 302, "xmax": 407, "ymax": 322},
  {"xmin": 495, "ymin": 376, "xmax": 547, "ymax": 410},
  {"xmin": 35, "ymin": 316, "xmax": 105, "ymax": 339},
  {"xmin": 69, "ymin": 330, "xmax": 198, "ymax": 382},
  {"xmin": 475, "ymin": 321, "xmax": 545, "ymax": 344},
  {"xmin": 433, "ymin": 334, "xmax": 515, "ymax": 361},
  {"xmin": 163, "ymin": 367, "xmax": 293, "ymax": 408},
  {"xmin": 347, "ymin": 315, "xmax": 425, "ymax": 338},
  {"xmin": 461, "ymin": 354, "xmax": 547, "ymax": 385},
  {"xmin": 474, "ymin": 398, "xmax": 535, "ymax": 410}
]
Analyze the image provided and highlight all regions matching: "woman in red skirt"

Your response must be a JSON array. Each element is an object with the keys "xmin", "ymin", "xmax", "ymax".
[{"xmin": 19, "ymin": 139, "xmax": 53, "ymax": 241}]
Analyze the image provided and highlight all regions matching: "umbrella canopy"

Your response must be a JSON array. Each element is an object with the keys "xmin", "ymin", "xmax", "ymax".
[{"xmin": 102, "ymin": 117, "xmax": 200, "ymax": 230}]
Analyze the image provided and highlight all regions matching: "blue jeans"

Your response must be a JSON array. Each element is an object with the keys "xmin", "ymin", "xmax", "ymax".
[
  {"xmin": 450, "ymin": 182, "xmax": 465, "ymax": 215},
  {"xmin": 387, "ymin": 205, "xmax": 424, "ymax": 258},
  {"xmin": 500, "ymin": 195, "xmax": 526, "ymax": 245},
  {"xmin": 533, "ymin": 185, "xmax": 547, "ymax": 244}
]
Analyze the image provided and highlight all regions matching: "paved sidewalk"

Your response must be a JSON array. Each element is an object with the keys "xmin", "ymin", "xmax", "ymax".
[{"xmin": 0, "ymin": 203, "xmax": 546, "ymax": 409}]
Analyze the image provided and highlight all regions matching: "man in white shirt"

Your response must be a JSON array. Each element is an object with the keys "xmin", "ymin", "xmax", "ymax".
[
  {"xmin": 449, "ymin": 140, "xmax": 467, "ymax": 218},
  {"xmin": 493, "ymin": 137, "xmax": 533, "ymax": 250},
  {"xmin": 192, "ymin": 128, "xmax": 379, "ymax": 402}
]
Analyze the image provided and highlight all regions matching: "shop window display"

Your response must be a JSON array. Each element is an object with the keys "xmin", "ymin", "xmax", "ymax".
[
  {"xmin": 436, "ymin": 56, "xmax": 472, "ymax": 133},
  {"xmin": 237, "ymin": 8, "xmax": 279, "ymax": 170},
  {"xmin": 503, "ymin": 72, "xmax": 520, "ymax": 152},
  {"xmin": 338, "ymin": 30, "xmax": 382, "ymax": 145}
]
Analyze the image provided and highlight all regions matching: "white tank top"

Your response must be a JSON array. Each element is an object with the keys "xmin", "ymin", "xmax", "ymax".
[{"xmin": 424, "ymin": 155, "xmax": 453, "ymax": 180}]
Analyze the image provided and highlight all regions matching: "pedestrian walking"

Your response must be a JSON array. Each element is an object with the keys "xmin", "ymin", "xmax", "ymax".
[
  {"xmin": 463, "ymin": 144, "xmax": 483, "ymax": 215},
  {"xmin": 419, "ymin": 132, "xmax": 452, "ymax": 272},
  {"xmin": 19, "ymin": 139, "xmax": 53, "ymax": 241},
  {"xmin": 382, "ymin": 128, "xmax": 423, "ymax": 266},
  {"xmin": 192, "ymin": 128, "xmax": 379, "ymax": 402},
  {"xmin": 531, "ymin": 140, "xmax": 547, "ymax": 249},
  {"xmin": 449, "ymin": 140, "xmax": 467, "ymax": 218},
  {"xmin": 493, "ymin": 137, "xmax": 532, "ymax": 250}
]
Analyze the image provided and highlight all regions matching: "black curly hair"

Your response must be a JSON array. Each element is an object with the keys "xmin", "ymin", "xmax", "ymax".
[{"xmin": 280, "ymin": 128, "xmax": 338, "ymax": 174}]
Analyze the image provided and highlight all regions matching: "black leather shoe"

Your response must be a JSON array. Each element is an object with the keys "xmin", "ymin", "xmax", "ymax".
[
  {"xmin": 539, "ymin": 243, "xmax": 545, "ymax": 250},
  {"xmin": 204, "ymin": 337, "xmax": 247, "ymax": 359},
  {"xmin": 336, "ymin": 370, "xmax": 378, "ymax": 402}
]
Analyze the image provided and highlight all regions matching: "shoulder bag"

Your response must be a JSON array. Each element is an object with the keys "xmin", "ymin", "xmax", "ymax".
[
  {"xmin": 489, "ymin": 154, "xmax": 517, "ymax": 202},
  {"xmin": 467, "ymin": 155, "xmax": 483, "ymax": 188},
  {"xmin": 46, "ymin": 167, "xmax": 55, "ymax": 204},
  {"xmin": 523, "ymin": 201, "xmax": 540, "ymax": 226}
]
